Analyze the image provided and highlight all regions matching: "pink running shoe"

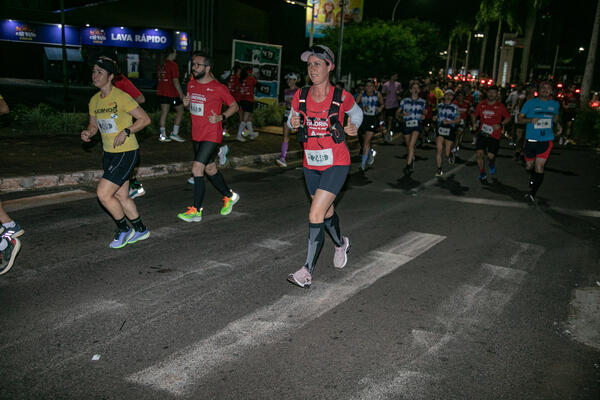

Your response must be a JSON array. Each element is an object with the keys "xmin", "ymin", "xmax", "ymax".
[
  {"xmin": 333, "ymin": 236, "xmax": 350, "ymax": 269},
  {"xmin": 287, "ymin": 266, "xmax": 312, "ymax": 288}
]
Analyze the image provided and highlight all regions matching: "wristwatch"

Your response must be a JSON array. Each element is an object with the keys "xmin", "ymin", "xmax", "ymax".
[
  {"xmin": 124, "ymin": 128, "xmax": 131, "ymax": 137},
  {"xmin": 221, "ymin": 114, "xmax": 227, "ymax": 121}
]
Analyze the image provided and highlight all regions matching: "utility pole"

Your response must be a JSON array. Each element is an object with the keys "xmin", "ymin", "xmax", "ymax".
[{"xmin": 60, "ymin": 0, "xmax": 68, "ymax": 100}]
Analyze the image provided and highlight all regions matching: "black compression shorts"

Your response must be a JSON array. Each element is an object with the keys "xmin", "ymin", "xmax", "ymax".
[
  {"xmin": 102, "ymin": 150, "xmax": 139, "ymax": 186},
  {"xmin": 193, "ymin": 141, "xmax": 219, "ymax": 165}
]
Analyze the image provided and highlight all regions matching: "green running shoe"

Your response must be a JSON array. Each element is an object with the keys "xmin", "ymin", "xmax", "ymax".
[
  {"xmin": 220, "ymin": 192, "xmax": 239, "ymax": 215},
  {"xmin": 178, "ymin": 206, "xmax": 203, "ymax": 222}
]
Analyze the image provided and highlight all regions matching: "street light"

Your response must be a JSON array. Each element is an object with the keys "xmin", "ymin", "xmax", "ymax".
[
  {"xmin": 284, "ymin": 0, "xmax": 315, "ymax": 47},
  {"xmin": 579, "ymin": 47, "xmax": 585, "ymax": 52},
  {"xmin": 474, "ymin": 33, "xmax": 484, "ymax": 38}
]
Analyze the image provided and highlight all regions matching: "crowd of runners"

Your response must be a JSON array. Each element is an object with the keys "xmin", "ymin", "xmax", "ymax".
[{"xmin": 0, "ymin": 43, "xmax": 597, "ymax": 286}]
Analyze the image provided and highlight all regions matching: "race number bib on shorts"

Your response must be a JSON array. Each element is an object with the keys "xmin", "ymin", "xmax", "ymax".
[
  {"xmin": 305, "ymin": 148, "xmax": 334, "ymax": 167},
  {"xmin": 481, "ymin": 124, "xmax": 494, "ymax": 135},
  {"xmin": 534, "ymin": 119, "xmax": 552, "ymax": 129},
  {"xmin": 190, "ymin": 102, "xmax": 204, "ymax": 116},
  {"xmin": 97, "ymin": 118, "xmax": 118, "ymax": 134},
  {"xmin": 438, "ymin": 126, "xmax": 451, "ymax": 136},
  {"xmin": 406, "ymin": 119, "xmax": 418, "ymax": 128}
]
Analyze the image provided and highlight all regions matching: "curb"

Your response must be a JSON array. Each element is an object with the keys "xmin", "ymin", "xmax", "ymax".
[{"xmin": 0, "ymin": 149, "xmax": 303, "ymax": 193}]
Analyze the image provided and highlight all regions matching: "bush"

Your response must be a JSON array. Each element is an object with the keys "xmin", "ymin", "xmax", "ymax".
[
  {"xmin": 252, "ymin": 103, "xmax": 285, "ymax": 128},
  {"xmin": 573, "ymin": 107, "xmax": 600, "ymax": 146}
]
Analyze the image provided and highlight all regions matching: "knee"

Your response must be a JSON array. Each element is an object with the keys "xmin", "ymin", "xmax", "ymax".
[
  {"xmin": 96, "ymin": 187, "xmax": 112, "ymax": 203},
  {"xmin": 114, "ymin": 190, "xmax": 128, "ymax": 202},
  {"xmin": 192, "ymin": 164, "xmax": 205, "ymax": 176},
  {"xmin": 308, "ymin": 209, "xmax": 325, "ymax": 224},
  {"xmin": 205, "ymin": 164, "xmax": 217, "ymax": 175}
]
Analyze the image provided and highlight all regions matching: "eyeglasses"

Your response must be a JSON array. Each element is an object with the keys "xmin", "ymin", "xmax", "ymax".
[{"xmin": 191, "ymin": 63, "xmax": 209, "ymax": 67}]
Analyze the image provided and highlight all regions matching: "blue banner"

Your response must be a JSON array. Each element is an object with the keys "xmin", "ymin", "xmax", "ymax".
[
  {"xmin": 174, "ymin": 31, "xmax": 189, "ymax": 52},
  {"xmin": 0, "ymin": 19, "xmax": 80, "ymax": 46},
  {"xmin": 81, "ymin": 27, "xmax": 175, "ymax": 50}
]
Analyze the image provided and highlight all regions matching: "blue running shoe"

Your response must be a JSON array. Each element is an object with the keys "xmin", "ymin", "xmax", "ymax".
[
  {"xmin": 2, "ymin": 222, "xmax": 24, "ymax": 238},
  {"xmin": 489, "ymin": 165, "xmax": 496, "ymax": 175},
  {"xmin": 109, "ymin": 229, "xmax": 133, "ymax": 249},
  {"xmin": 478, "ymin": 172, "xmax": 487, "ymax": 181},
  {"xmin": 127, "ymin": 229, "xmax": 150, "ymax": 244}
]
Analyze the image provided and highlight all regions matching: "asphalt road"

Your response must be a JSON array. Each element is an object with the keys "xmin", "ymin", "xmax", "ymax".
[{"xmin": 1, "ymin": 139, "xmax": 599, "ymax": 399}]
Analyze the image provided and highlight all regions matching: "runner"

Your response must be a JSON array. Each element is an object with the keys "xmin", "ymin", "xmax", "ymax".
[
  {"xmin": 355, "ymin": 79, "xmax": 384, "ymax": 171},
  {"xmin": 471, "ymin": 86, "xmax": 511, "ymax": 181},
  {"xmin": 381, "ymin": 73, "xmax": 401, "ymax": 142},
  {"xmin": 157, "ymin": 47, "xmax": 185, "ymax": 143},
  {"xmin": 518, "ymin": 81, "xmax": 561, "ymax": 203},
  {"xmin": 236, "ymin": 66, "xmax": 258, "ymax": 142},
  {"xmin": 277, "ymin": 72, "xmax": 300, "ymax": 167},
  {"xmin": 97, "ymin": 56, "xmax": 148, "ymax": 200},
  {"xmin": 286, "ymin": 45, "xmax": 363, "ymax": 288},
  {"xmin": 560, "ymin": 84, "xmax": 580, "ymax": 145},
  {"xmin": 399, "ymin": 82, "xmax": 427, "ymax": 174},
  {"xmin": 435, "ymin": 90, "xmax": 460, "ymax": 176},
  {"xmin": 452, "ymin": 89, "xmax": 470, "ymax": 152},
  {"xmin": 178, "ymin": 51, "xmax": 240, "ymax": 222},
  {"xmin": 81, "ymin": 57, "xmax": 151, "ymax": 248}
]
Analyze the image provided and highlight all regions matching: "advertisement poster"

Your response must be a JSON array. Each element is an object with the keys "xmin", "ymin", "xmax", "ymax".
[
  {"xmin": 127, "ymin": 54, "xmax": 139, "ymax": 78},
  {"xmin": 305, "ymin": 0, "xmax": 364, "ymax": 39},
  {"xmin": 0, "ymin": 19, "xmax": 79, "ymax": 46},
  {"xmin": 80, "ymin": 27, "xmax": 180, "ymax": 50},
  {"xmin": 232, "ymin": 39, "xmax": 282, "ymax": 106}
]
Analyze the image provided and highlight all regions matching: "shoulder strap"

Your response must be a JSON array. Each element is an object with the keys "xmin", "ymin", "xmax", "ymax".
[
  {"xmin": 298, "ymin": 86, "xmax": 311, "ymax": 113},
  {"xmin": 329, "ymin": 87, "xmax": 343, "ymax": 117}
]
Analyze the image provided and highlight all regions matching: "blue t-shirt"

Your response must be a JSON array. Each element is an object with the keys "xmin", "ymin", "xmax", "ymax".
[
  {"xmin": 360, "ymin": 91, "xmax": 380, "ymax": 116},
  {"xmin": 400, "ymin": 97, "xmax": 426, "ymax": 121},
  {"xmin": 520, "ymin": 98, "xmax": 560, "ymax": 142},
  {"xmin": 436, "ymin": 102, "xmax": 459, "ymax": 127}
]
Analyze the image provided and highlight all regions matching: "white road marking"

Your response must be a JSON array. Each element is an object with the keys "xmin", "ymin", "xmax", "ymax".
[
  {"xmin": 255, "ymin": 238, "xmax": 291, "ymax": 250},
  {"xmin": 3, "ymin": 189, "xmax": 96, "ymax": 212},
  {"xmin": 567, "ymin": 287, "xmax": 600, "ymax": 350},
  {"xmin": 126, "ymin": 231, "xmax": 446, "ymax": 396},
  {"xmin": 351, "ymin": 241, "xmax": 545, "ymax": 400}
]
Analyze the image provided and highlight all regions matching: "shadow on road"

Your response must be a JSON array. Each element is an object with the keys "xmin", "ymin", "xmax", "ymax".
[{"xmin": 434, "ymin": 175, "xmax": 470, "ymax": 196}]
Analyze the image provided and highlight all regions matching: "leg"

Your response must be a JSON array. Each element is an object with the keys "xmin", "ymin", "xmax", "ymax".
[
  {"xmin": 159, "ymin": 104, "xmax": 170, "ymax": 130},
  {"xmin": 407, "ymin": 131, "xmax": 419, "ymax": 166},
  {"xmin": 97, "ymin": 178, "xmax": 128, "ymax": 220},
  {"xmin": 361, "ymin": 131, "xmax": 373, "ymax": 169},
  {"xmin": 173, "ymin": 104, "xmax": 184, "ymax": 127},
  {"xmin": 0, "ymin": 200, "xmax": 11, "ymax": 225},
  {"xmin": 476, "ymin": 149, "xmax": 485, "ymax": 171},
  {"xmin": 435, "ymin": 135, "xmax": 443, "ymax": 169},
  {"xmin": 113, "ymin": 181, "xmax": 140, "ymax": 220},
  {"xmin": 444, "ymin": 139, "xmax": 453, "ymax": 160}
]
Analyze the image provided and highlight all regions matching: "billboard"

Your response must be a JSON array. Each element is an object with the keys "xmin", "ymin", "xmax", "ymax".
[
  {"xmin": 81, "ymin": 27, "xmax": 182, "ymax": 50},
  {"xmin": 0, "ymin": 19, "xmax": 79, "ymax": 46},
  {"xmin": 306, "ymin": 0, "xmax": 364, "ymax": 39},
  {"xmin": 232, "ymin": 40, "xmax": 282, "ymax": 106}
]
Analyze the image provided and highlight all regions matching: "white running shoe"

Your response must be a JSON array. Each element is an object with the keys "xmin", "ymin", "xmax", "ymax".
[
  {"xmin": 169, "ymin": 133, "xmax": 185, "ymax": 142},
  {"xmin": 159, "ymin": 134, "xmax": 171, "ymax": 142},
  {"xmin": 187, "ymin": 177, "xmax": 195, "ymax": 184},
  {"xmin": 218, "ymin": 145, "xmax": 229, "ymax": 166}
]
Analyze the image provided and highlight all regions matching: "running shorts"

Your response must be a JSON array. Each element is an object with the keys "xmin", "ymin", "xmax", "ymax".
[
  {"xmin": 385, "ymin": 107, "xmax": 398, "ymax": 118},
  {"xmin": 402, "ymin": 121, "xmax": 422, "ymax": 135},
  {"xmin": 524, "ymin": 140, "xmax": 553, "ymax": 161},
  {"xmin": 239, "ymin": 100, "xmax": 255, "ymax": 113},
  {"xmin": 436, "ymin": 125, "xmax": 456, "ymax": 142},
  {"xmin": 475, "ymin": 134, "xmax": 500, "ymax": 155},
  {"xmin": 303, "ymin": 165, "xmax": 350, "ymax": 196},
  {"xmin": 193, "ymin": 141, "xmax": 219, "ymax": 165},
  {"xmin": 158, "ymin": 96, "xmax": 183, "ymax": 106},
  {"xmin": 359, "ymin": 115, "xmax": 379, "ymax": 133},
  {"xmin": 102, "ymin": 150, "xmax": 139, "ymax": 186}
]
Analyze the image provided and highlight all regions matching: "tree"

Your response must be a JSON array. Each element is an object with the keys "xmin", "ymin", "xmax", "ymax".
[
  {"xmin": 319, "ymin": 19, "xmax": 443, "ymax": 79},
  {"xmin": 518, "ymin": 0, "xmax": 550, "ymax": 83},
  {"xmin": 581, "ymin": 0, "xmax": 600, "ymax": 103},
  {"xmin": 447, "ymin": 22, "xmax": 472, "ymax": 73}
]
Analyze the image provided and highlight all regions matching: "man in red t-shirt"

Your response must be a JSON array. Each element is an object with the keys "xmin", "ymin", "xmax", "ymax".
[
  {"xmin": 471, "ymin": 86, "xmax": 511, "ymax": 180},
  {"xmin": 177, "ymin": 52, "xmax": 240, "ymax": 223},
  {"xmin": 157, "ymin": 48, "xmax": 185, "ymax": 143}
]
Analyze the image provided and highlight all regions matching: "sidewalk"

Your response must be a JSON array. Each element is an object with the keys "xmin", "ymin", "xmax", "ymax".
[{"xmin": 0, "ymin": 127, "xmax": 361, "ymax": 193}]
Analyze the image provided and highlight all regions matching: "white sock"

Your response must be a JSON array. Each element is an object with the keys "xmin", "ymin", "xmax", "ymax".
[
  {"xmin": 160, "ymin": 127, "xmax": 166, "ymax": 136},
  {"xmin": 246, "ymin": 122, "xmax": 254, "ymax": 135},
  {"xmin": 173, "ymin": 125, "xmax": 180, "ymax": 135},
  {"xmin": 237, "ymin": 122, "xmax": 246, "ymax": 137},
  {"xmin": 0, "ymin": 238, "xmax": 7, "ymax": 251},
  {"xmin": 2, "ymin": 221, "xmax": 15, "ymax": 229}
]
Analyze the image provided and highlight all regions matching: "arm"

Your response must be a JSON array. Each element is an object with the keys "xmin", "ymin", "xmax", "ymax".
[
  {"xmin": 377, "ymin": 92, "xmax": 385, "ymax": 113},
  {"xmin": 209, "ymin": 102, "xmax": 239, "ymax": 124},
  {"xmin": 113, "ymin": 106, "xmax": 151, "ymax": 148},
  {"xmin": 344, "ymin": 103, "xmax": 363, "ymax": 136},
  {"xmin": 355, "ymin": 93, "xmax": 363, "ymax": 106},
  {"xmin": 81, "ymin": 116, "xmax": 99, "ymax": 142},
  {"xmin": 0, "ymin": 98, "xmax": 9, "ymax": 114},
  {"xmin": 173, "ymin": 78, "xmax": 184, "ymax": 99},
  {"xmin": 134, "ymin": 94, "xmax": 145, "ymax": 104}
]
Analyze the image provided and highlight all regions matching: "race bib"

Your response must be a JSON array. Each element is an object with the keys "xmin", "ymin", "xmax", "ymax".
[
  {"xmin": 438, "ymin": 126, "xmax": 451, "ymax": 136},
  {"xmin": 406, "ymin": 119, "xmax": 418, "ymax": 128},
  {"xmin": 481, "ymin": 124, "xmax": 494, "ymax": 135},
  {"xmin": 190, "ymin": 102, "xmax": 204, "ymax": 116},
  {"xmin": 365, "ymin": 106, "xmax": 377, "ymax": 116},
  {"xmin": 97, "ymin": 118, "xmax": 118, "ymax": 134},
  {"xmin": 534, "ymin": 118, "xmax": 552, "ymax": 129},
  {"xmin": 305, "ymin": 148, "xmax": 334, "ymax": 167}
]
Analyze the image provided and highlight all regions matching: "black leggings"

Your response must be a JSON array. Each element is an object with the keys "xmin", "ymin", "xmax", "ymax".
[{"xmin": 193, "ymin": 141, "xmax": 219, "ymax": 165}]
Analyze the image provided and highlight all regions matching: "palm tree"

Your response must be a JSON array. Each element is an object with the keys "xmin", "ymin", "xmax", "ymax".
[
  {"xmin": 446, "ymin": 22, "xmax": 472, "ymax": 74},
  {"xmin": 581, "ymin": 0, "xmax": 600, "ymax": 103},
  {"xmin": 518, "ymin": 0, "xmax": 550, "ymax": 83},
  {"xmin": 476, "ymin": 0, "xmax": 519, "ymax": 80}
]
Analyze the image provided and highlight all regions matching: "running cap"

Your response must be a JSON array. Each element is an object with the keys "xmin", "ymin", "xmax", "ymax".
[
  {"xmin": 444, "ymin": 89, "xmax": 454, "ymax": 95},
  {"xmin": 285, "ymin": 72, "xmax": 298, "ymax": 80},
  {"xmin": 300, "ymin": 45, "xmax": 335, "ymax": 65},
  {"xmin": 94, "ymin": 58, "xmax": 118, "ymax": 75}
]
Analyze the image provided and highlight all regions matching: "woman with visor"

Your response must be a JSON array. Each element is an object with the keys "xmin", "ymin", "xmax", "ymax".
[{"xmin": 286, "ymin": 45, "xmax": 363, "ymax": 288}]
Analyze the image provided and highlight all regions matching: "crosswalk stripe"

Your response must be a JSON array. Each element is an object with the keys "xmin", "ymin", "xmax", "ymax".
[{"xmin": 126, "ymin": 231, "xmax": 446, "ymax": 396}]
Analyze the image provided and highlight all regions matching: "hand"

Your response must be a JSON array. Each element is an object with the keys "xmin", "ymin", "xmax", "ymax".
[
  {"xmin": 494, "ymin": 124, "xmax": 501, "ymax": 130},
  {"xmin": 183, "ymin": 95, "xmax": 190, "ymax": 107},
  {"xmin": 81, "ymin": 130, "xmax": 93, "ymax": 142},
  {"xmin": 208, "ymin": 111, "xmax": 222, "ymax": 124},
  {"xmin": 344, "ymin": 123, "xmax": 358, "ymax": 136},
  {"xmin": 556, "ymin": 123, "xmax": 563, "ymax": 135},
  {"xmin": 421, "ymin": 115, "xmax": 426, "ymax": 120},
  {"xmin": 290, "ymin": 113, "xmax": 301, "ymax": 129},
  {"xmin": 113, "ymin": 131, "xmax": 127, "ymax": 148},
  {"xmin": 530, "ymin": 118, "xmax": 539, "ymax": 125},
  {"xmin": 403, "ymin": 111, "xmax": 410, "ymax": 117}
]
